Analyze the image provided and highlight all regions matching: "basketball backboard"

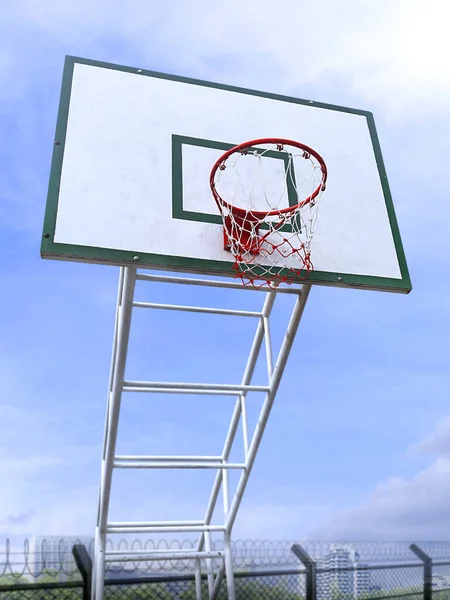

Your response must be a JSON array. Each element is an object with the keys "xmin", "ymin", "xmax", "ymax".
[{"xmin": 41, "ymin": 56, "xmax": 411, "ymax": 293}]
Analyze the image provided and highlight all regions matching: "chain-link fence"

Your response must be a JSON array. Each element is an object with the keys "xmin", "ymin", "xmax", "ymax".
[
  {"xmin": 5, "ymin": 538, "xmax": 450, "ymax": 578},
  {"xmin": 103, "ymin": 570, "xmax": 306, "ymax": 600},
  {"xmin": 432, "ymin": 561, "xmax": 450, "ymax": 600},
  {"xmin": 0, "ymin": 580, "xmax": 84, "ymax": 600},
  {"xmin": 316, "ymin": 563, "xmax": 424, "ymax": 600},
  {"xmin": 1, "ymin": 541, "xmax": 450, "ymax": 600}
]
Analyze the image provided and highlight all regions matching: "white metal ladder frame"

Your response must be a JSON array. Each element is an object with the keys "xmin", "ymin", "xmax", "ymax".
[{"xmin": 92, "ymin": 266, "xmax": 310, "ymax": 600}]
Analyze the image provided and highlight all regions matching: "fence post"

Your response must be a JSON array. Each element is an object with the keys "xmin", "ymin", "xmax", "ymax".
[
  {"xmin": 292, "ymin": 543, "xmax": 317, "ymax": 600},
  {"xmin": 410, "ymin": 544, "xmax": 432, "ymax": 600},
  {"xmin": 73, "ymin": 544, "xmax": 93, "ymax": 600}
]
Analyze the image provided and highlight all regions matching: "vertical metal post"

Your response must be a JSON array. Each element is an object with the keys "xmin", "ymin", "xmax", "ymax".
[
  {"xmin": 223, "ymin": 530, "xmax": 234, "ymax": 600},
  {"xmin": 204, "ymin": 530, "xmax": 214, "ymax": 596},
  {"xmin": 73, "ymin": 544, "xmax": 93, "ymax": 600},
  {"xmin": 410, "ymin": 544, "xmax": 433, "ymax": 600},
  {"xmin": 93, "ymin": 267, "xmax": 137, "ymax": 600},
  {"xmin": 292, "ymin": 543, "xmax": 317, "ymax": 600},
  {"xmin": 194, "ymin": 558, "xmax": 202, "ymax": 600},
  {"xmin": 240, "ymin": 394, "xmax": 250, "ymax": 457},
  {"xmin": 222, "ymin": 467, "xmax": 235, "ymax": 600}
]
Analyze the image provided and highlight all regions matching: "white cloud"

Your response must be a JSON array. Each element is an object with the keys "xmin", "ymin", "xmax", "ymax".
[
  {"xmin": 413, "ymin": 416, "xmax": 450, "ymax": 459},
  {"xmin": 2, "ymin": 0, "xmax": 450, "ymax": 118},
  {"xmin": 0, "ymin": 456, "xmax": 64, "ymax": 476},
  {"xmin": 234, "ymin": 501, "xmax": 335, "ymax": 540},
  {"xmin": 315, "ymin": 419, "xmax": 450, "ymax": 540},
  {"xmin": 0, "ymin": 392, "xmax": 99, "ymax": 536},
  {"xmin": 0, "ymin": 483, "xmax": 97, "ymax": 536},
  {"xmin": 312, "ymin": 0, "xmax": 450, "ymax": 119}
]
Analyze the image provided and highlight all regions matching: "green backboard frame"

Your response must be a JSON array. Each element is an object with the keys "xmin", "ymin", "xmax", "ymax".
[{"xmin": 41, "ymin": 56, "xmax": 412, "ymax": 294}]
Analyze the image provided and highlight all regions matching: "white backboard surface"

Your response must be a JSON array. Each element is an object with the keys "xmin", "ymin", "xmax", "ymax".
[{"xmin": 41, "ymin": 56, "xmax": 411, "ymax": 293}]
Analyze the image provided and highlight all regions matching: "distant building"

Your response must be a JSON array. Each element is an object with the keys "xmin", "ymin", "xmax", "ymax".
[
  {"xmin": 432, "ymin": 575, "xmax": 450, "ymax": 590},
  {"xmin": 29, "ymin": 535, "xmax": 92, "ymax": 582},
  {"xmin": 354, "ymin": 560, "xmax": 371, "ymax": 597},
  {"xmin": 317, "ymin": 545, "xmax": 371, "ymax": 599}
]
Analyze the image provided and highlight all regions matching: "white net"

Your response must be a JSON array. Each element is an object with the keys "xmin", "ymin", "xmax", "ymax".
[{"xmin": 210, "ymin": 139, "xmax": 327, "ymax": 288}]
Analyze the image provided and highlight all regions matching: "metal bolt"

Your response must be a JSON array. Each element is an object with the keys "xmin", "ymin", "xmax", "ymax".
[
  {"xmin": 54, "ymin": 140, "xmax": 60, "ymax": 145},
  {"xmin": 43, "ymin": 233, "xmax": 50, "ymax": 238},
  {"xmin": 133, "ymin": 256, "xmax": 140, "ymax": 261},
  {"xmin": 309, "ymin": 101, "xmax": 314, "ymax": 104},
  {"xmin": 137, "ymin": 69, "xmax": 143, "ymax": 73},
  {"xmin": 337, "ymin": 276, "xmax": 343, "ymax": 281}
]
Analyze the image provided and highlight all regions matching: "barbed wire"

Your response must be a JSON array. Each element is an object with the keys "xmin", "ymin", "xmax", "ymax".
[{"xmin": 2, "ymin": 539, "xmax": 450, "ymax": 579}]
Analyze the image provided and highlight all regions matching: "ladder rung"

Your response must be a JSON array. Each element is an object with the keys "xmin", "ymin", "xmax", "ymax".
[
  {"xmin": 135, "ymin": 272, "xmax": 302, "ymax": 294},
  {"xmin": 106, "ymin": 524, "xmax": 226, "ymax": 534},
  {"xmin": 122, "ymin": 387, "xmax": 241, "ymax": 396},
  {"xmin": 105, "ymin": 520, "xmax": 204, "ymax": 527},
  {"xmin": 123, "ymin": 380, "xmax": 270, "ymax": 393},
  {"xmin": 105, "ymin": 550, "xmax": 224, "ymax": 562},
  {"xmin": 113, "ymin": 457, "xmax": 246, "ymax": 469},
  {"xmin": 115, "ymin": 455, "xmax": 222, "ymax": 462},
  {"xmin": 133, "ymin": 301, "xmax": 262, "ymax": 318}
]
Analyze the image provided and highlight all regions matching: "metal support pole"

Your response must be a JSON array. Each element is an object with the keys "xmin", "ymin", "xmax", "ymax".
[
  {"xmin": 93, "ymin": 267, "xmax": 137, "ymax": 600},
  {"xmin": 222, "ymin": 465, "xmax": 235, "ymax": 600},
  {"xmin": 410, "ymin": 544, "xmax": 433, "ymax": 600},
  {"xmin": 73, "ymin": 544, "xmax": 93, "ymax": 600},
  {"xmin": 195, "ymin": 558, "xmax": 203, "ymax": 600},
  {"xmin": 292, "ymin": 543, "xmax": 317, "ymax": 600}
]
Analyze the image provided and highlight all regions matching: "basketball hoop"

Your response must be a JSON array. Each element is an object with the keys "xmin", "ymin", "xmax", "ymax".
[{"xmin": 210, "ymin": 138, "xmax": 327, "ymax": 288}]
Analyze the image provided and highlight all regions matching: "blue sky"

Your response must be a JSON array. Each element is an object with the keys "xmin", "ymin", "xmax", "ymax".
[{"xmin": 1, "ymin": 0, "xmax": 450, "ymax": 550}]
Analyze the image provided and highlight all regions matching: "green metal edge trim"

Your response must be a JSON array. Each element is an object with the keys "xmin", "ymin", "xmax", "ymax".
[
  {"xmin": 365, "ymin": 113, "xmax": 412, "ymax": 291},
  {"xmin": 61, "ymin": 55, "xmax": 374, "ymax": 118},
  {"xmin": 41, "ymin": 55, "xmax": 412, "ymax": 294},
  {"xmin": 171, "ymin": 134, "xmax": 298, "ymax": 231},
  {"xmin": 41, "ymin": 57, "xmax": 75, "ymax": 248},
  {"xmin": 41, "ymin": 240, "xmax": 411, "ymax": 293}
]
